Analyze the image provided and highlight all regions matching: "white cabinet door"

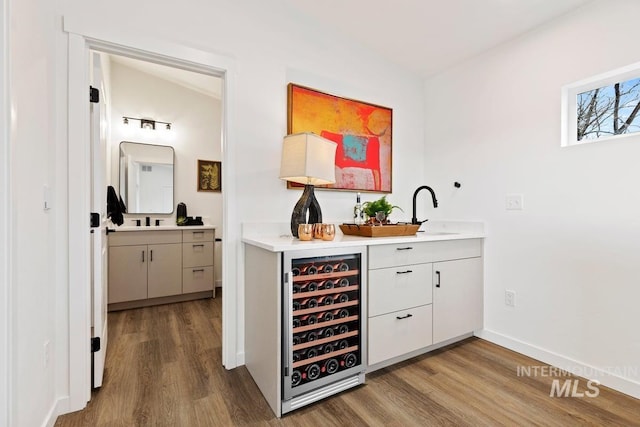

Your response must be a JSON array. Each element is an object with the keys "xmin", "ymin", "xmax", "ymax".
[
  {"xmin": 433, "ymin": 257, "xmax": 483, "ymax": 344},
  {"xmin": 108, "ymin": 245, "xmax": 148, "ymax": 304},
  {"xmin": 147, "ymin": 243, "xmax": 182, "ymax": 298}
]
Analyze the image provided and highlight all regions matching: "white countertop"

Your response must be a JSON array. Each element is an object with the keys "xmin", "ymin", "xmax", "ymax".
[
  {"xmin": 242, "ymin": 221, "xmax": 485, "ymax": 252},
  {"xmin": 114, "ymin": 225, "xmax": 216, "ymax": 232}
]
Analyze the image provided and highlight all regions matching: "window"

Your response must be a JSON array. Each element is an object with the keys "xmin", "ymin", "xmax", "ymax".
[{"xmin": 561, "ymin": 62, "xmax": 640, "ymax": 147}]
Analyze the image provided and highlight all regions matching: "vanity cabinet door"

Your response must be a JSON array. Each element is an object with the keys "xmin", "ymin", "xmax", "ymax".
[
  {"xmin": 433, "ymin": 257, "xmax": 483, "ymax": 344},
  {"xmin": 108, "ymin": 245, "xmax": 148, "ymax": 304},
  {"xmin": 147, "ymin": 243, "xmax": 183, "ymax": 298}
]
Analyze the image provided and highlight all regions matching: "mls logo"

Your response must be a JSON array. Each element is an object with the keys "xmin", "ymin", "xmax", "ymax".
[{"xmin": 550, "ymin": 379, "xmax": 600, "ymax": 398}]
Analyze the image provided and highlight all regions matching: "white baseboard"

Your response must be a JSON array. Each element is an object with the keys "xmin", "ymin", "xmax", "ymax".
[
  {"xmin": 236, "ymin": 351, "xmax": 245, "ymax": 367},
  {"xmin": 215, "ymin": 279, "xmax": 222, "ymax": 288},
  {"xmin": 476, "ymin": 329, "xmax": 640, "ymax": 399},
  {"xmin": 42, "ymin": 396, "xmax": 68, "ymax": 427}
]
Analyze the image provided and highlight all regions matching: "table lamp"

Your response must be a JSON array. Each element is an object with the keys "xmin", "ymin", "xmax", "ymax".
[{"xmin": 279, "ymin": 132, "xmax": 337, "ymax": 237}]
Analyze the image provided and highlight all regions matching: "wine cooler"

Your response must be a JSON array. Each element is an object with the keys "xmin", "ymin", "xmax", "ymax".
[{"xmin": 282, "ymin": 247, "xmax": 367, "ymax": 413}]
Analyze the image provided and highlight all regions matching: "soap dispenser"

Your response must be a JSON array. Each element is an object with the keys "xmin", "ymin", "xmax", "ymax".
[{"xmin": 353, "ymin": 192, "xmax": 364, "ymax": 225}]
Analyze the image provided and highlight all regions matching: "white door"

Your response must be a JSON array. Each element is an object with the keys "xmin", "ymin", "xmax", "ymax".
[{"xmin": 90, "ymin": 52, "xmax": 108, "ymax": 388}]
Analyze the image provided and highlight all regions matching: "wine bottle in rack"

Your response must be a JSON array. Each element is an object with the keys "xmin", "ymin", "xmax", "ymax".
[
  {"xmin": 338, "ymin": 278, "xmax": 350, "ymax": 287},
  {"xmin": 305, "ymin": 347, "xmax": 318, "ymax": 359},
  {"xmin": 292, "ymin": 284, "xmax": 301, "ymax": 294},
  {"xmin": 319, "ymin": 343, "xmax": 332, "ymax": 354},
  {"xmin": 292, "ymin": 318, "xmax": 301, "ymax": 328},
  {"xmin": 336, "ymin": 339, "xmax": 349, "ymax": 350},
  {"xmin": 305, "ymin": 331, "xmax": 318, "ymax": 342},
  {"xmin": 292, "ymin": 334, "xmax": 301, "ymax": 345},
  {"xmin": 301, "ymin": 265, "xmax": 318, "ymax": 275},
  {"xmin": 302, "ymin": 282, "xmax": 318, "ymax": 292},
  {"xmin": 332, "ymin": 308, "xmax": 350, "ymax": 319},
  {"xmin": 304, "ymin": 363, "xmax": 321, "ymax": 380},
  {"xmin": 333, "ymin": 293, "xmax": 349, "ymax": 304},
  {"xmin": 292, "ymin": 370, "xmax": 302, "ymax": 387},
  {"xmin": 293, "ymin": 352, "xmax": 301, "ymax": 362},
  {"xmin": 341, "ymin": 353, "xmax": 357, "ymax": 368},
  {"xmin": 292, "ymin": 301, "xmax": 301, "ymax": 311},
  {"xmin": 291, "ymin": 267, "xmax": 301, "ymax": 276},
  {"xmin": 317, "ymin": 327, "xmax": 335, "ymax": 339},
  {"xmin": 318, "ymin": 295, "xmax": 334, "ymax": 306},
  {"xmin": 320, "ymin": 279, "xmax": 335, "ymax": 290},
  {"xmin": 300, "ymin": 314, "xmax": 318, "ymax": 325},
  {"xmin": 301, "ymin": 297, "xmax": 318, "ymax": 309},
  {"xmin": 320, "ymin": 264, "xmax": 334, "ymax": 274},
  {"xmin": 335, "ymin": 324, "xmax": 349, "ymax": 335},
  {"xmin": 322, "ymin": 358, "xmax": 339, "ymax": 375}
]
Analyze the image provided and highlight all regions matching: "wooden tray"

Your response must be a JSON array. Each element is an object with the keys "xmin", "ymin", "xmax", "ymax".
[{"xmin": 339, "ymin": 223, "xmax": 420, "ymax": 237}]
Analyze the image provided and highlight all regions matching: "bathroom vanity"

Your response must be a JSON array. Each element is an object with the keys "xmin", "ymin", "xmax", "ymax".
[{"xmin": 108, "ymin": 225, "xmax": 216, "ymax": 311}]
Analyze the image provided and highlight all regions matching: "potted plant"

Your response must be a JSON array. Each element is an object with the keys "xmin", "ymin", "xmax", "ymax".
[{"xmin": 362, "ymin": 195, "xmax": 403, "ymax": 224}]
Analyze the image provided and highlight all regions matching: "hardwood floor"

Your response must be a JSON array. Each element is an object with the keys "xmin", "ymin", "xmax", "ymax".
[{"xmin": 56, "ymin": 295, "xmax": 640, "ymax": 426}]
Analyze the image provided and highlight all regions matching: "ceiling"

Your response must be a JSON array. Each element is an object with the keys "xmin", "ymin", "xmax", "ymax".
[
  {"xmin": 110, "ymin": 55, "xmax": 222, "ymax": 98},
  {"xmin": 110, "ymin": 0, "xmax": 592, "ymax": 89},
  {"xmin": 282, "ymin": 0, "xmax": 593, "ymax": 77}
]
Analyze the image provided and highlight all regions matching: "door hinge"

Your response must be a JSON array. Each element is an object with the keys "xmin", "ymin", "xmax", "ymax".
[
  {"xmin": 90, "ymin": 212, "xmax": 100, "ymax": 228},
  {"xmin": 90, "ymin": 86, "xmax": 99, "ymax": 103},
  {"xmin": 91, "ymin": 337, "xmax": 101, "ymax": 353}
]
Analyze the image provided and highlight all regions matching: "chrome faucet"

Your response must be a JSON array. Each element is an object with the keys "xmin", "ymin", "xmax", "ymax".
[{"xmin": 411, "ymin": 185, "xmax": 438, "ymax": 225}]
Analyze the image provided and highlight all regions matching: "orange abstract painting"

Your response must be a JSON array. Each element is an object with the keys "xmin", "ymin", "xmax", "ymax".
[{"xmin": 287, "ymin": 84, "xmax": 392, "ymax": 192}]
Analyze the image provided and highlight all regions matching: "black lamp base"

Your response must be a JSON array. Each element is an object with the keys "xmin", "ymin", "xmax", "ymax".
[{"xmin": 291, "ymin": 184, "xmax": 322, "ymax": 237}]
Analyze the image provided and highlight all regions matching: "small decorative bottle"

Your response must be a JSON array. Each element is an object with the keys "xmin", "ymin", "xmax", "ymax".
[{"xmin": 354, "ymin": 192, "xmax": 363, "ymax": 225}]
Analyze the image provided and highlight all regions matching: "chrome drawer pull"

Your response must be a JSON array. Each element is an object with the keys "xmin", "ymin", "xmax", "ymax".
[
  {"xmin": 396, "ymin": 313, "xmax": 413, "ymax": 320},
  {"xmin": 396, "ymin": 247, "xmax": 413, "ymax": 251},
  {"xmin": 396, "ymin": 270, "xmax": 413, "ymax": 275}
]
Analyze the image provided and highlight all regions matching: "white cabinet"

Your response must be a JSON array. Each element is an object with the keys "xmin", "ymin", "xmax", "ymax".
[
  {"xmin": 108, "ymin": 227, "xmax": 215, "ymax": 310},
  {"xmin": 367, "ymin": 238, "xmax": 483, "ymax": 369},
  {"xmin": 433, "ymin": 257, "xmax": 483, "ymax": 344}
]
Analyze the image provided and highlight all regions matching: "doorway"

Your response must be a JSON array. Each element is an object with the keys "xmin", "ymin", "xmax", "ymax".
[
  {"xmin": 66, "ymin": 25, "xmax": 239, "ymax": 413},
  {"xmin": 92, "ymin": 49, "xmax": 225, "ymax": 385}
]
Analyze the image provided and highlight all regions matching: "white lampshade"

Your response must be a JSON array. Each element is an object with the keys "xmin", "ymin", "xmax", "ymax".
[{"xmin": 279, "ymin": 132, "xmax": 337, "ymax": 185}]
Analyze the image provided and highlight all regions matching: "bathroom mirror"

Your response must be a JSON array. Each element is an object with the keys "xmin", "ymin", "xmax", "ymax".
[{"xmin": 119, "ymin": 141, "xmax": 174, "ymax": 214}]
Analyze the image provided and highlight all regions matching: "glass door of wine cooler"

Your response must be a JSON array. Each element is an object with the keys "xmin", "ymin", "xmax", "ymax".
[{"xmin": 282, "ymin": 247, "xmax": 367, "ymax": 401}]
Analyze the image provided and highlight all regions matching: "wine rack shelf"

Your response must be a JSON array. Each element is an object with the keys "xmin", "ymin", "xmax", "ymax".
[
  {"xmin": 292, "ymin": 269, "xmax": 359, "ymax": 282},
  {"xmin": 292, "ymin": 345, "xmax": 359, "ymax": 369}
]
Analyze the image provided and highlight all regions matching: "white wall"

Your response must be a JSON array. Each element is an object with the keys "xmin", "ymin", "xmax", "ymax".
[
  {"xmin": 8, "ymin": 0, "xmax": 61, "ymax": 425},
  {"xmin": 424, "ymin": 0, "xmax": 640, "ymax": 396},
  {"xmin": 109, "ymin": 60, "xmax": 224, "ymax": 284}
]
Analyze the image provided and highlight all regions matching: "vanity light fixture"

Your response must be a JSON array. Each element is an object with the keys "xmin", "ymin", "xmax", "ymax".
[
  {"xmin": 279, "ymin": 132, "xmax": 337, "ymax": 237},
  {"xmin": 122, "ymin": 116, "xmax": 172, "ymax": 131}
]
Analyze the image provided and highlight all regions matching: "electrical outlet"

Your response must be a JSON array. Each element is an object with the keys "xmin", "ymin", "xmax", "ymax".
[
  {"xmin": 505, "ymin": 290, "xmax": 516, "ymax": 307},
  {"xmin": 43, "ymin": 340, "xmax": 50, "ymax": 368},
  {"xmin": 506, "ymin": 194, "xmax": 523, "ymax": 211}
]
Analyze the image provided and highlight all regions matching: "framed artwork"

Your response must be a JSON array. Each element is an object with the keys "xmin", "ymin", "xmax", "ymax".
[
  {"xmin": 197, "ymin": 160, "xmax": 221, "ymax": 192},
  {"xmin": 287, "ymin": 83, "xmax": 393, "ymax": 192}
]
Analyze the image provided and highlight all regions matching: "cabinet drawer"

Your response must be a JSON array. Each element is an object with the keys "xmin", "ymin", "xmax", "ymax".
[
  {"xmin": 183, "ymin": 241, "xmax": 214, "ymax": 267},
  {"xmin": 369, "ymin": 263, "xmax": 432, "ymax": 317},
  {"xmin": 369, "ymin": 239, "xmax": 482, "ymax": 269},
  {"xmin": 368, "ymin": 304, "xmax": 433, "ymax": 366},
  {"xmin": 183, "ymin": 266, "xmax": 214, "ymax": 293},
  {"xmin": 109, "ymin": 230, "xmax": 182, "ymax": 246},
  {"xmin": 183, "ymin": 229, "xmax": 215, "ymax": 243}
]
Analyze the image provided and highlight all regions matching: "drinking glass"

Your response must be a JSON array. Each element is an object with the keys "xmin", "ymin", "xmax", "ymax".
[
  {"xmin": 298, "ymin": 224, "xmax": 313, "ymax": 241},
  {"xmin": 321, "ymin": 223, "xmax": 335, "ymax": 241}
]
